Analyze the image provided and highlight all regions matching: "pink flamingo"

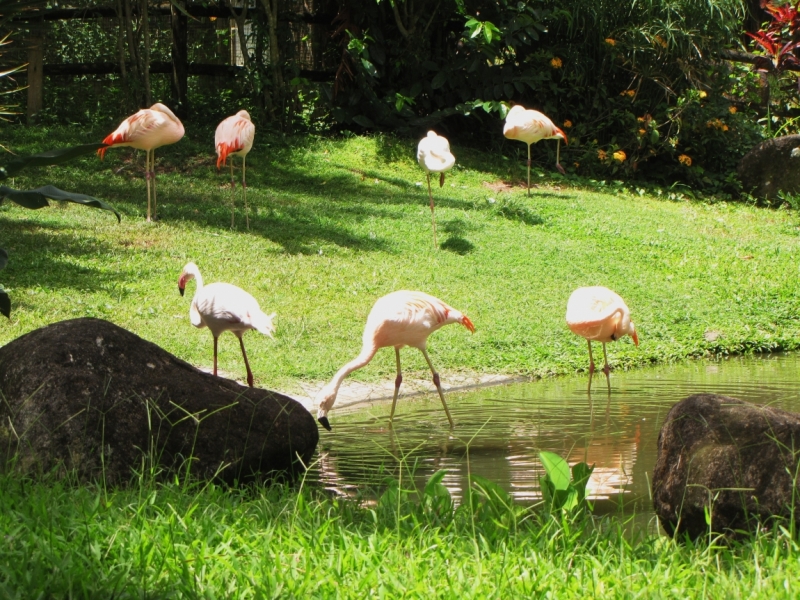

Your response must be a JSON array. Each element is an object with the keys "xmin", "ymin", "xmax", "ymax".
[
  {"xmin": 566, "ymin": 286, "xmax": 639, "ymax": 393},
  {"xmin": 98, "ymin": 103, "xmax": 185, "ymax": 222},
  {"xmin": 215, "ymin": 110, "xmax": 255, "ymax": 229},
  {"xmin": 417, "ymin": 131, "xmax": 455, "ymax": 247},
  {"xmin": 178, "ymin": 262, "xmax": 276, "ymax": 387},
  {"xmin": 315, "ymin": 290, "xmax": 475, "ymax": 431},
  {"xmin": 503, "ymin": 105, "xmax": 568, "ymax": 195}
]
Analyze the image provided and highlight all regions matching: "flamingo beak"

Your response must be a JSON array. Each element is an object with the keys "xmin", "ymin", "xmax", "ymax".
[
  {"xmin": 178, "ymin": 285, "xmax": 185, "ymax": 297},
  {"xmin": 631, "ymin": 330, "xmax": 639, "ymax": 346},
  {"xmin": 439, "ymin": 172, "xmax": 445, "ymax": 188},
  {"xmin": 462, "ymin": 315, "xmax": 476, "ymax": 333},
  {"xmin": 318, "ymin": 416, "xmax": 332, "ymax": 431}
]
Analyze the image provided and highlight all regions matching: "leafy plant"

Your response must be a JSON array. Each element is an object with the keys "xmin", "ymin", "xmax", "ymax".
[{"xmin": 538, "ymin": 450, "xmax": 594, "ymax": 513}]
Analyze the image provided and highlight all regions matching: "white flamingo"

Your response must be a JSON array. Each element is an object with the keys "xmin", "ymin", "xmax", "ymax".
[
  {"xmin": 503, "ymin": 105, "xmax": 567, "ymax": 195},
  {"xmin": 417, "ymin": 131, "xmax": 456, "ymax": 247},
  {"xmin": 178, "ymin": 262, "xmax": 275, "ymax": 387},
  {"xmin": 315, "ymin": 290, "xmax": 475, "ymax": 431}
]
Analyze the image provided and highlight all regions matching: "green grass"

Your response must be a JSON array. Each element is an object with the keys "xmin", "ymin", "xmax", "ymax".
[
  {"xmin": 0, "ymin": 470, "xmax": 798, "ymax": 598},
  {"xmin": 2, "ymin": 124, "xmax": 800, "ymax": 399}
]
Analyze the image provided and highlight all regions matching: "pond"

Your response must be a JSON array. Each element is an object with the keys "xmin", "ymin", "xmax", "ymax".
[{"xmin": 309, "ymin": 354, "xmax": 800, "ymax": 531}]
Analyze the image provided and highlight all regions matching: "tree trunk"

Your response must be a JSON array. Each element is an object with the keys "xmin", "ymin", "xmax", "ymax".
[
  {"xmin": 258, "ymin": 0, "xmax": 283, "ymax": 119},
  {"xmin": 170, "ymin": 4, "xmax": 188, "ymax": 118},
  {"xmin": 141, "ymin": 0, "xmax": 151, "ymax": 106},
  {"xmin": 26, "ymin": 32, "xmax": 44, "ymax": 125},
  {"xmin": 123, "ymin": 0, "xmax": 143, "ymax": 106},
  {"xmin": 115, "ymin": 0, "xmax": 128, "ymax": 96}
]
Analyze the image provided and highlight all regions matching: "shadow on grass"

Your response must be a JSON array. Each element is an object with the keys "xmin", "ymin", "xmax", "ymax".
[{"xmin": 440, "ymin": 236, "xmax": 474, "ymax": 255}]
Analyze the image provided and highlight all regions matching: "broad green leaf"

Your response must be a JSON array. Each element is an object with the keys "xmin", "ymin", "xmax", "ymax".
[
  {"xmin": 431, "ymin": 71, "xmax": 448, "ymax": 90},
  {"xmin": 3, "ymin": 143, "xmax": 106, "ymax": 178},
  {"xmin": 424, "ymin": 469, "xmax": 447, "ymax": 496},
  {"xmin": 360, "ymin": 58, "xmax": 378, "ymax": 78},
  {"xmin": 0, "ymin": 185, "xmax": 121, "ymax": 222},
  {"xmin": 539, "ymin": 451, "xmax": 570, "ymax": 490}
]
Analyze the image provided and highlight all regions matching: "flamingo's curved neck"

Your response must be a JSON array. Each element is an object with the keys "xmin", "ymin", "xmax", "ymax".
[
  {"xmin": 328, "ymin": 344, "xmax": 378, "ymax": 397},
  {"xmin": 190, "ymin": 266, "xmax": 204, "ymax": 291}
]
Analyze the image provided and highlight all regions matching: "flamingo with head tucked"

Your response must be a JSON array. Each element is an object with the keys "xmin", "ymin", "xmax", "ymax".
[
  {"xmin": 315, "ymin": 290, "xmax": 475, "ymax": 431},
  {"xmin": 98, "ymin": 103, "xmax": 185, "ymax": 221},
  {"xmin": 215, "ymin": 110, "xmax": 255, "ymax": 229},
  {"xmin": 178, "ymin": 261, "xmax": 276, "ymax": 387},
  {"xmin": 417, "ymin": 131, "xmax": 456, "ymax": 247},
  {"xmin": 503, "ymin": 105, "xmax": 567, "ymax": 195},
  {"xmin": 566, "ymin": 286, "xmax": 639, "ymax": 393}
]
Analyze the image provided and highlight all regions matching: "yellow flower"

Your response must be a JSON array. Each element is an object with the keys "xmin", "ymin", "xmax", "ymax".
[
  {"xmin": 612, "ymin": 150, "xmax": 626, "ymax": 162},
  {"xmin": 620, "ymin": 89, "xmax": 635, "ymax": 98},
  {"xmin": 699, "ymin": 91, "xmax": 708, "ymax": 99},
  {"xmin": 573, "ymin": 162, "xmax": 580, "ymax": 168},
  {"xmin": 729, "ymin": 106, "xmax": 737, "ymax": 114},
  {"xmin": 550, "ymin": 57, "xmax": 563, "ymax": 69},
  {"xmin": 638, "ymin": 128, "xmax": 646, "ymax": 135},
  {"xmin": 605, "ymin": 38, "xmax": 616, "ymax": 46},
  {"xmin": 637, "ymin": 116, "xmax": 645, "ymax": 122},
  {"xmin": 563, "ymin": 120, "xmax": 573, "ymax": 128},
  {"xmin": 678, "ymin": 154, "xmax": 692, "ymax": 166},
  {"xmin": 597, "ymin": 149, "xmax": 608, "ymax": 161},
  {"xmin": 722, "ymin": 124, "xmax": 729, "ymax": 131},
  {"xmin": 654, "ymin": 35, "xmax": 667, "ymax": 48}
]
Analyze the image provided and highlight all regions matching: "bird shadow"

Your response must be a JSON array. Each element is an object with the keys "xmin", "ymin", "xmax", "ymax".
[{"xmin": 440, "ymin": 236, "xmax": 474, "ymax": 255}]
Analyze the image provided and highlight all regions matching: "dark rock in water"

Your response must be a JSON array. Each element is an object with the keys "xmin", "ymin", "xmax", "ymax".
[
  {"xmin": 652, "ymin": 393, "xmax": 800, "ymax": 540},
  {"xmin": 0, "ymin": 318, "xmax": 318, "ymax": 485},
  {"xmin": 737, "ymin": 134, "xmax": 800, "ymax": 200}
]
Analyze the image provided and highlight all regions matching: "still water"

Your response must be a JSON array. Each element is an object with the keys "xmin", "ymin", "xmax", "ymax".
[{"xmin": 309, "ymin": 354, "xmax": 800, "ymax": 526}]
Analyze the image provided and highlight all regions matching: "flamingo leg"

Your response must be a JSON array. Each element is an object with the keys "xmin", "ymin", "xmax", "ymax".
[
  {"xmin": 601, "ymin": 342, "xmax": 611, "ymax": 393},
  {"xmin": 555, "ymin": 139, "xmax": 565, "ymax": 175},
  {"xmin": 526, "ymin": 143, "xmax": 532, "ymax": 197},
  {"xmin": 213, "ymin": 336, "xmax": 219, "ymax": 377},
  {"xmin": 426, "ymin": 172, "xmax": 438, "ymax": 248},
  {"xmin": 238, "ymin": 335, "xmax": 254, "ymax": 387},
  {"xmin": 230, "ymin": 160, "xmax": 236, "ymax": 229},
  {"xmin": 587, "ymin": 339, "xmax": 595, "ymax": 393},
  {"xmin": 389, "ymin": 347, "xmax": 403, "ymax": 423},
  {"xmin": 145, "ymin": 151, "xmax": 152, "ymax": 222},
  {"xmin": 151, "ymin": 150, "xmax": 158, "ymax": 221},
  {"xmin": 242, "ymin": 155, "xmax": 249, "ymax": 230},
  {"xmin": 420, "ymin": 347, "xmax": 454, "ymax": 429}
]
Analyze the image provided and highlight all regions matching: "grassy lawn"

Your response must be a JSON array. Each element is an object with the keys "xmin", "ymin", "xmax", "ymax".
[
  {"xmin": 2, "ymin": 124, "xmax": 799, "ymax": 399},
  {"xmin": 0, "ymin": 472, "xmax": 797, "ymax": 599},
  {"xmin": 3, "ymin": 125, "xmax": 800, "ymax": 597}
]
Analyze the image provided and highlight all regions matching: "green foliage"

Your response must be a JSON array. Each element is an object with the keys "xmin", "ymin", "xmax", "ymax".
[{"xmin": 538, "ymin": 450, "xmax": 594, "ymax": 513}]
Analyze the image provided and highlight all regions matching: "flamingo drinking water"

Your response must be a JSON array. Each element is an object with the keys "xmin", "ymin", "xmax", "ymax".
[
  {"xmin": 315, "ymin": 290, "xmax": 475, "ymax": 431},
  {"xmin": 566, "ymin": 286, "xmax": 639, "ymax": 393}
]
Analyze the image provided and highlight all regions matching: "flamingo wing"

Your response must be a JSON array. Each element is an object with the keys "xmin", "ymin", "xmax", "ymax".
[
  {"xmin": 566, "ymin": 287, "xmax": 627, "ymax": 340},
  {"xmin": 215, "ymin": 114, "xmax": 255, "ymax": 168}
]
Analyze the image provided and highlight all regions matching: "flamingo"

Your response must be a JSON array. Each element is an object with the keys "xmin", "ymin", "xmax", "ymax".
[
  {"xmin": 503, "ymin": 105, "xmax": 567, "ymax": 196},
  {"xmin": 98, "ymin": 103, "xmax": 185, "ymax": 222},
  {"xmin": 178, "ymin": 261, "xmax": 276, "ymax": 387},
  {"xmin": 417, "ymin": 131, "xmax": 455, "ymax": 248},
  {"xmin": 215, "ymin": 110, "xmax": 255, "ymax": 229},
  {"xmin": 566, "ymin": 286, "xmax": 639, "ymax": 393},
  {"xmin": 315, "ymin": 290, "xmax": 475, "ymax": 431}
]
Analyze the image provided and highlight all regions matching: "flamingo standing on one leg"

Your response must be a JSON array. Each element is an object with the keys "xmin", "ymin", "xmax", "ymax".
[
  {"xmin": 417, "ymin": 131, "xmax": 456, "ymax": 248},
  {"xmin": 98, "ymin": 103, "xmax": 185, "ymax": 222},
  {"xmin": 178, "ymin": 261, "xmax": 276, "ymax": 387},
  {"xmin": 566, "ymin": 286, "xmax": 639, "ymax": 394},
  {"xmin": 215, "ymin": 110, "xmax": 255, "ymax": 229},
  {"xmin": 315, "ymin": 290, "xmax": 475, "ymax": 431},
  {"xmin": 503, "ymin": 105, "xmax": 568, "ymax": 196}
]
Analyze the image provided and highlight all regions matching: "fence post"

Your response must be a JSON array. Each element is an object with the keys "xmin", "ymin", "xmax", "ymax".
[{"xmin": 26, "ymin": 33, "xmax": 44, "ymax": 125}]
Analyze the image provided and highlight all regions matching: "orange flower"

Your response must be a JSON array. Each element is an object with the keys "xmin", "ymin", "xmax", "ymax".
[
  {"xmin": 678, "ymin": 154, "xmax": 692, "ymax": 166},
  {"xmin": 563, "ymin": 120, "xmax": 573, "ymax": 128},
  {"xmin": 722, "ymin": 124, "xmax": 729, "ymax": 131},
  {"xmin": 654, "ymin": 35, "xmax": 667, "ymax": 48},
  {"xmin": 620, "ymin": 89, "xmax": 635, "ymax": 98},
  {"xmin": 573, "ymin": 162, "xmax": 580, "ymax": 168},
  {"xmin": 729, "ymin": 106, "xmax": 737, "ymax": 114},
  {"xmin": 699, "ymin": 91, "xmax": 708, "ymax": 99},
  {"xmin": 638, "ymin": 128, "xmax": 646, "ymax": 135},
  {"xmin": 550, "ymin": 57, "xmax": 563, "ymax": 69},
  {"xmin": 612, "ymin": 150, "xmax": 626, "ymax": 162},
  {"xmin": 605, "ymin": 38, "xmax": 616, "ymax": 46},
  {"xmin": 597, "ymin": 149, "xmax": 608, "ymax": 160}
]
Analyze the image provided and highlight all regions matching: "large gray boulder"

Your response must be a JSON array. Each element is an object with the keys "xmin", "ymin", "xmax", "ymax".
[
  {"xmin": 653, "ymin": 393, "xmax": 800, "ymax": 540},
  {"xmin": 737, "ymin": 134, "xmax": 800, "ymax": 199},
  {"xmin": 0, "ymin": 318, "xmax": 318, "ymax": 485}
]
